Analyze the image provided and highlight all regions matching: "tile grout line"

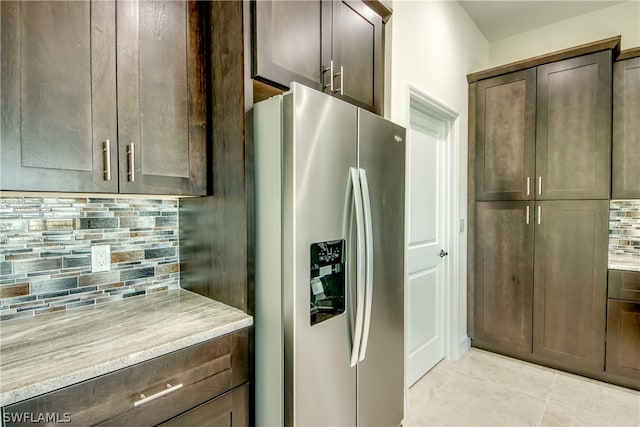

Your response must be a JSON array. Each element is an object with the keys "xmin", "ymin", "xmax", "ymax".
[{"xmin": 535, "ymin": 372, "xmax": 558, "ymax": 426}]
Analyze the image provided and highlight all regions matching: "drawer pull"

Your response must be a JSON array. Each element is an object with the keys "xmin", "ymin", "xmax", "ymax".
[{"xmin": 134, "ymin": 383, "xmax": 183, "ymax": 407}]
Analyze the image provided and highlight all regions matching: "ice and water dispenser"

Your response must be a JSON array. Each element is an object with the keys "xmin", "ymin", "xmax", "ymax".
[{"xmin": 310, "ymin": 240, "xmax": 346, "ymax": 325}]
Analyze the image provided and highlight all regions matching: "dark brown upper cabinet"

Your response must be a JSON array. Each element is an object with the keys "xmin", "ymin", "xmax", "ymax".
[
  {"xmin": 328, "ymin": 0, "xmax": 383, "ymax": 113},
  {"xmin": 475, "ymin": 69, "xmax": 536, "ymax": 201},
  {"xmin": 252, "ymin": 0, "xmax": 324, "ymax": 90},
  {"xmin": 612, "ymin": 52, "xmax": 640, "ymax": 199},
  {"xmin": 116, "ymin": 0, "xmax": 207, "ymax": 195},
  {"xmin": 536, "ymin": 51, "xmax": 612, "ymax": 200},
  {"xmin": 475, "ymin": 50, "xmax": 613, "ymax": 202},
  {"xmin": 1, "ymin": 1, "xmax": 118, "ymax": 193},
  {"xmin": 0, "ymin": 0, "xmax": 207, "ymax": 195},
  {"xmin": 252, "ymin": 0, "xmax": 384, "ymax": 114}
]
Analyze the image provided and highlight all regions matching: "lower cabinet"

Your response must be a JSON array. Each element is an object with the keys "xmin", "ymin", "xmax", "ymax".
[
  {"xmin": 606, "ymin": 270, "xmax": 640, "ymax": 383},
  {"xmin": 471, "ymin": 200, "xmax": 611, "ymax": 380},
  {"xmin": 160, "ymin": 384, "xmax": 248, "ymax": 427},
  {"xmin": 532, "ymin": 200, "xmax": 609, "ymax": 373},
  {"xmin": 473, "ymin": 202, "xmax": 534, "ymax": 356},
  {"xmin": 606, "ymin": 300, "xmax": 640, "ymax": 380},
  {"xmin": 2, "ymin": 330, "xmax": 249, "ymax": 427}
]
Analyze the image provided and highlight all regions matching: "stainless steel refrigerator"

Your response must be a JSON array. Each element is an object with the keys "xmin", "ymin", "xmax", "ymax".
[{"xmin": 254, "ymin": 83, "xmax": 405, "ymax": 427}]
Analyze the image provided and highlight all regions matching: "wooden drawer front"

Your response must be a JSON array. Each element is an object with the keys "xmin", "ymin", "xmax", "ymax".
[
  {"xmin": 160, "ymin": 384, "xmax": 249, "ymax": 427},
  {"xmin": 608, "ymin": 270, "xmax": 640, "ymax": 302},
  {"xmin": 5, "ymin": 330, "xmax": 248, "ymax": 426},
  {"xmin": 606, "ymin": 300, "xmax": 640, "ymax": 380}
]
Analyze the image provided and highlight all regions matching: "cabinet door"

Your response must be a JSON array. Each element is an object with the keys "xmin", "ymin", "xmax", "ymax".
[
  {"xmin": 536, "ymin": 51, "xmax": 612, "ymax": 200},
  {"xmin": 252, "ymin": 0, "xmax": 323, "ymax": 90},
  {"xmin": 330, "ymin": 0, "xmax": 383, "ymax": 114},
  {"xmin": 606, "ymin": 300, "xmax": 640, "ymax": 380},
  {"xmin": 475, "ymin": 69, "xmax": 536, "ymax": 201},
  {"xmin": 0, "ymin": 0, "xmax": 118, "ymax": 192},
  {"xmin": 612, "ymin": 56, "xmax": 640, "ymax": 199},
  {"xmin": 117, "ymin": 0, "xmax": 207, "ymax": 195},
  {"xmin": 533, "ymin": 200, "xmax": 608, "ymax": 373},
  {"xmin": 473, "ymin": 202, "xmax": 534, "ymax": 355},
  {"xmin": 159, "ymin": 384, "xmax": 249, "ymax": 427},
  {"xmin": 608, "ymin": 270, "xmax": 640, "ymax": 302}
]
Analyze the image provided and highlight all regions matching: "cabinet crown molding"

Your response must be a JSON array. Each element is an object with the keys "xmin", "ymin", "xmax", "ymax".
[{"xmin": 467, "ymin": 35, "xmax": 621, "ymax": 83}]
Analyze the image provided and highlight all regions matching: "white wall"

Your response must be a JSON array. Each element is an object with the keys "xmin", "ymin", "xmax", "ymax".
[
  {"xmin": 387, "ymin": 0, "xmax": 639, "ymax": 360},
  {"xmin": 386, "ymin": 0, "xmax": 490, "ymax": 357},
  {"xmin": 489, "ymin": 1, "xmax": 640, "ymax": 67}
]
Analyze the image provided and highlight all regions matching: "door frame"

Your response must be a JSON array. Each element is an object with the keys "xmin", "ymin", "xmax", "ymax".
[{"xmin": 404, "ymin": 84, "xmax": 464, "ymax": 388}]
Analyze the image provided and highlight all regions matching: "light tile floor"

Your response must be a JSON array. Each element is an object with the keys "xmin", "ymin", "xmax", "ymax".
[{"xmin": 403, "ymin": 348, "xmax": 640, "ymax": 426}]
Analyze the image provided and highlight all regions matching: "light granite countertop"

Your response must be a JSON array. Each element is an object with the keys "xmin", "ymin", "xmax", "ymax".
[
  {"xmin": 0, "ymin": 289, "xmax": 253, "ymax": 407},
  {"xmin": 609, "ymin": 261, "xmax": 640, "ymax": 273}
]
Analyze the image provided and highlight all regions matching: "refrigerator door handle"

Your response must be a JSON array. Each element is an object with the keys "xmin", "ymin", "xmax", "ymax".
[
  {"xmin": 347, "ymin": 168, "xmax": 366, "ymax": 367},
  {"xmin": 358, "ymin": 168, "xmax": 374, "ymax": 362}
]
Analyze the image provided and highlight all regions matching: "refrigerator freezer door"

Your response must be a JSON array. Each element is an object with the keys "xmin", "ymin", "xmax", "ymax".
[
  {"xmin": 284, "ymin": 83, "xmax": 359, "ymax": 427},
  {"xmin": 356, "ymin": 109, "xmax": 406, "ymax": 427}
]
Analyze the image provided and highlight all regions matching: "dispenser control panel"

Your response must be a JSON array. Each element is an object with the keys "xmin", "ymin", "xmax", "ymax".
[{"xmin": 310, "ymin": 240, "xmax": 345, "ymax": 326}]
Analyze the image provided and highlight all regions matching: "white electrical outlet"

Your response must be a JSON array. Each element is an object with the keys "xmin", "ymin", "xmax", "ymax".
[{"xmin": 91, "ymin": 245, "xmax": 111, "ymax": 273}]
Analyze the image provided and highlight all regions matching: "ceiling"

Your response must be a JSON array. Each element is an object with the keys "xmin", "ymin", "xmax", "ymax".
[{"xmin": 458, "ymin": 1, "xmax": 626, "ymax": 42}]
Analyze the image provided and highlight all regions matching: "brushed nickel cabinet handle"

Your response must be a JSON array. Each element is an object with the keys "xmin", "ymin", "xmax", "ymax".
[
  {"xmin": 538, "ymin": 176, "xmax": 542, "ymax": 196},
  {"xmin": 526, "ymin": 205, "xmax": 530, "ymax": 225},
  {"xmin": 134, "ymin": 383, "xmax": 183, "ymax": 407},
  {"xmin": 323, "ymin": 60, "xmax": 334, "ymax": 92},
  {"xmin": 103, "ymin": 140, "xmax": 111, "ymax": 181},
  {"xmin": 335, "ymin": 65, "xmax": 344, "ymax": 95},
  {"xmin": 526, "ymin": 177, "xmax": 531, "ymax": 196},
  {"xmin": 127, "ymin": 143, "xmax": 135, "ymax": 182},
  {"xmin": 537, "ymin": 205, "xmax": 542, "ymax": 225}
]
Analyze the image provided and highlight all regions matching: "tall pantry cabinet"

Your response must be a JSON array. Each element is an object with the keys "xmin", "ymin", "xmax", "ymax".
[{"xmin": 469, "ymin": 39, "xmax": 616, "ymax": 380}]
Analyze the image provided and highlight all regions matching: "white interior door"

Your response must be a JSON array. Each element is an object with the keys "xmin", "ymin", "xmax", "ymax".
[{"xmin": 406, "ymin": 109, "xmax": 448, "ymax": 386}]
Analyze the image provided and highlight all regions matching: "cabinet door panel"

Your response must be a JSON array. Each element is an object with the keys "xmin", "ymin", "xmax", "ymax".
[
  {"xmin": 536, "ymin": 52, "xmax": 611, "ymax": 200},
  {"xmin": 253, "ymin": 0, "xmax": 323, "ymax": 90},
  {"xmin": 473, "ymin": 202, "xmax": 534, "ymax": 355},
  {"xmin": 612, "ymin": 56, "xmax": 640, "ymax": 198},
  {"xmin": 1, "ymin": 0, "xmax": 117, "ymax": 192},
  {"xmin": 608, "ymin": 269, "xmax": 640, "ymax": 302},
  {"xmin": 160, "ymin": 384, "xmax": 249, "ymax": 427},
  {"xmin": 475, "ymin": 69, "xmax": 536, "ymax": 201},
  {"xmin": 606, "ymin": 300, "xmax": 640, "ymax": 380},
  {"xmin": 117, "ymin": 0, "xmax": 206, "ymax": 195},
  {"xmin": 533, "ymin": 200, "xmax": 608, "ymax": 372},
  {"xmin": 331, "ymin": 0, "xmax": 383, "ymax": 113}
]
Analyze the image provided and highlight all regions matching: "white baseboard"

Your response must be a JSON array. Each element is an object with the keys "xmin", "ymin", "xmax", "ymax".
[{"xmin": 457, "ymin": 336, "xmax": 471, "ymax": 359}]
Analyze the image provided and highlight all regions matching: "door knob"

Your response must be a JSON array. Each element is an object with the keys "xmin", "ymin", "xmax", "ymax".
[{"xmin": 439, "ymin": 249, "xmax": 448, "ymax": 258}]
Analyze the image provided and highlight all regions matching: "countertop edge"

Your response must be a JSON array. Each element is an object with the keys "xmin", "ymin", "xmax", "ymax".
[{"xmin": 608, "ymin": 264, "xmax": 640, "ymax": 273}]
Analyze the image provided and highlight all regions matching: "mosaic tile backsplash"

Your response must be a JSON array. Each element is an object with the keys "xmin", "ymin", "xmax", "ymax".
[
  {"xmin": 609, "ymin": 199, "xmax": 640, "ymax": 272},
  {"xmin": 0, "ymin": 196, "xmax": 180, "ymax": 321}
]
